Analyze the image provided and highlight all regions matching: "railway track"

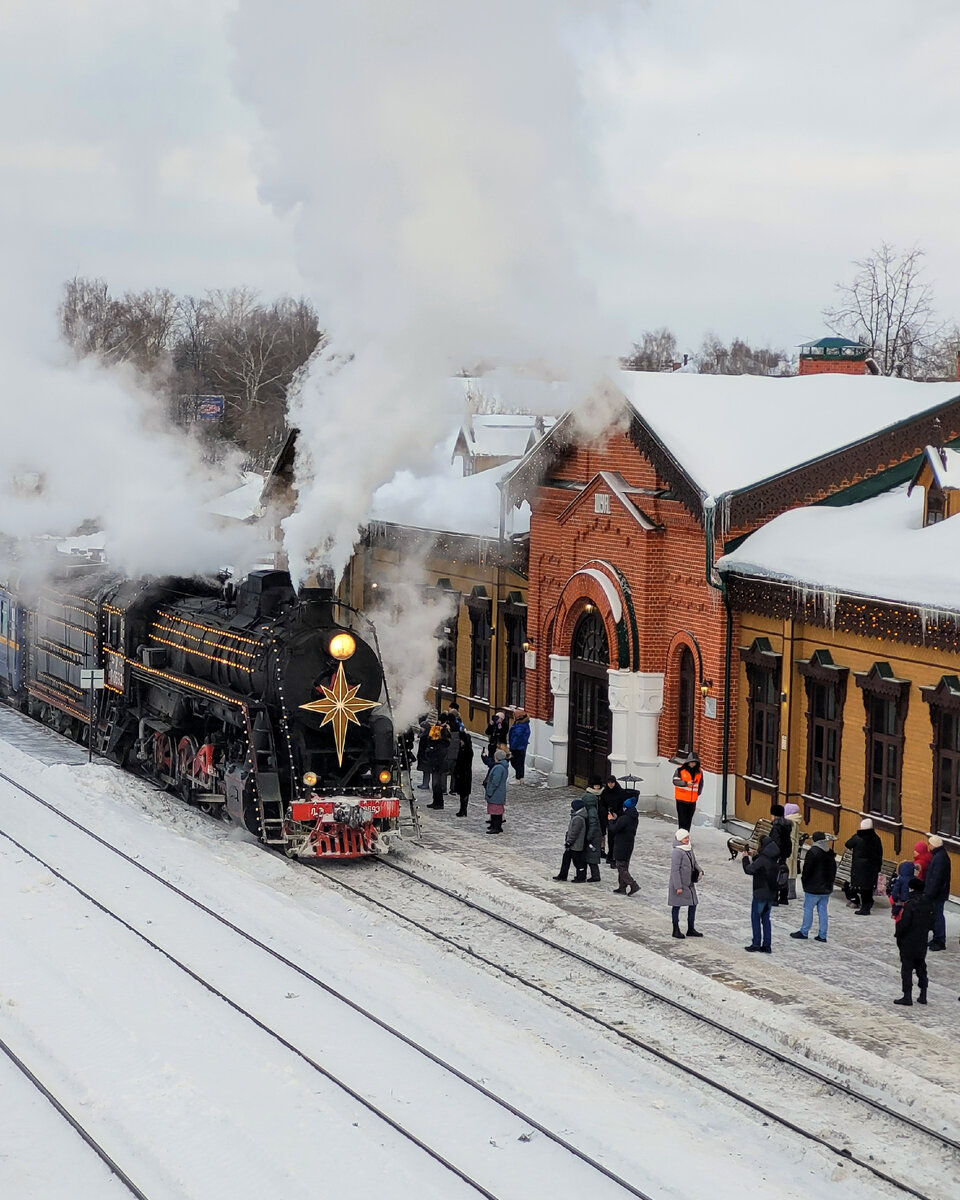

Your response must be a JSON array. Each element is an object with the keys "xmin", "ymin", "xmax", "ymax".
[
  {"xmin": 307, "ymin": 854, "xmax": 960, "ymax": 1200},
  {"xmin": 0, "ymin": 1035, "xmax": 150, "ymax": 1199},
  {"xmin": 0, "ymin": 766, "xmax": 657, "ymax": 1200}
]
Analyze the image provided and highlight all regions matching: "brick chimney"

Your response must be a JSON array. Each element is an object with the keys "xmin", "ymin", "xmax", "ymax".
[{"xmin": 798, "ymin": 336, "xmax": 870, "ymax": 376}]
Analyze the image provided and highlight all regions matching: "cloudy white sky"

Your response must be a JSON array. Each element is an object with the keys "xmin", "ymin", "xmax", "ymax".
[{"xmin": 2, "ymin": 0, "xmax": 958, "ymax": 356}]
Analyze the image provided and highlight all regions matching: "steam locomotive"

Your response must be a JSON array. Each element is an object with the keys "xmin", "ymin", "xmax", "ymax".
[{"xmin": 0, "ymin": 561, "xmax": 404, "ymax": 858}]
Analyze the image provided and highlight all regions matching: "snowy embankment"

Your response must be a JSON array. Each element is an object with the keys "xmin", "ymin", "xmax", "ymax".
[{"xmin": 0, "ymin": 721, "xmax": 936, "ymax": 1200}]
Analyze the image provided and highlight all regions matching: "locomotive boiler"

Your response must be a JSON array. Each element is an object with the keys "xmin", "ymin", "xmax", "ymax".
[{"xmin": 0, "ymin": 563, "xmax": 404, "ymax": 858}]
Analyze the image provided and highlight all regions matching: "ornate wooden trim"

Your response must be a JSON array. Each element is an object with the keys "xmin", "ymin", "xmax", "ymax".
[
  {"xmin": 854, "ymin": 661, "xmax": 910, "ymax": 702},
  {"xmin": 739, "ymin": 636, "xmax": 781, "ymax": 669},
  {"xmin": 727, "ymin": 395, "xmax": 960, "ymax": 530},
  {"xmin": 626, "ymin": 413, "xmax": 704, "ymax": 521},
  {"xmin": 797, "ymin": 648, "xmax": 848, "ymax": 686},
  {"xmin": 856, "ymin": 663, "xmax": 909, "ymax": 836},
  {"xmin": 920, "ymin": 674, "xmax": 960, "ymax": 712},
  {"xmin": 802, "ymin": 793, "xmax": 842, "ymax": 835},
  {"xmin": 726, "ymin": 574, "xmax": 960, "ymax": 654}
]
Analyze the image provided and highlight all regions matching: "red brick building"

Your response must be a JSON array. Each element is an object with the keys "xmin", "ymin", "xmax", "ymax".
[{"xmin": 501, "ymin": 369, "xmax": 960, "ymax": 823}]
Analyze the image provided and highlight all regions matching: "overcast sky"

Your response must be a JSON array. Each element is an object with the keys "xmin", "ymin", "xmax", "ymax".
[{"xmin": 2, "ymin": 0, "xmax": 958, "ymax": 356}]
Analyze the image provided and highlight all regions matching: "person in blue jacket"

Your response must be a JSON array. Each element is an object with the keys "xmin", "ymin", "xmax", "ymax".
[{"xmin": 507, "ymin": 709, "xmax": 531, "ymax": 781}]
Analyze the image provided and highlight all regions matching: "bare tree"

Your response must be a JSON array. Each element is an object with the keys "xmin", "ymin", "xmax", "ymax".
[
  {"xmin": 622, "ymin": 327, "xmax": 679, "ymax": 372},
  {"xmin": 695, "ymin": 332, "xmax": 791, "ymax": 376},
  {"xmin": 823, "ymin": 242, "xmax": 943, "ymax": 378}
]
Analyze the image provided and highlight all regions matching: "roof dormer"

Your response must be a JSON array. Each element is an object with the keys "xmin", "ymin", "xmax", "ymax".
[{"xmin": 907, "ymin": 445, "xmax": 960, "ymax": 527}]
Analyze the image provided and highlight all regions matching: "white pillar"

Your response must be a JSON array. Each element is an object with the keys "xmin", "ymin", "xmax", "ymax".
[
  {"xmin": 606, "ymin": 667, "xmax": 635, "ymax": 783},
  {"xmin": 548, "ymin": 654, "xmax": 571, "ymax": 787},
  {"xmin": 631, "ymin": 672, "xmax": 664, "ymax": 801}
]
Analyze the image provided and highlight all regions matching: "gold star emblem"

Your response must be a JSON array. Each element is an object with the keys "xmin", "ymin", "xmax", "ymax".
[{"xmin": 299, "ymin": 662, "xmax": 381, "ymax": 765}]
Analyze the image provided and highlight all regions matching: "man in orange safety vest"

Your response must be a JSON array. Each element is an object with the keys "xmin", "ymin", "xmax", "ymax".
[{"xmin": 673, "ymin": 754, "xmax": 703, "ymax": 831}]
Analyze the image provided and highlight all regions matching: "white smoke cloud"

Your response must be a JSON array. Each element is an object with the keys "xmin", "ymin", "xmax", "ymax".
[
  {"xmin": 231, "ymin": 0, "xmax": 628, "ymax": 582},
  {"xmin": 0, "ymin": 323, "xmax": 266, "ymax": 579}
]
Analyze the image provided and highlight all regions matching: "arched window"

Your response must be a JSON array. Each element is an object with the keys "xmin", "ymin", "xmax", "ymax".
[
  {"xmin": 676, "ymin": 647, "xmax": 696, "ymax": 757},
  {"xmin": 572, "ymin": 611, "xmax": 609, "ymax": 666}
]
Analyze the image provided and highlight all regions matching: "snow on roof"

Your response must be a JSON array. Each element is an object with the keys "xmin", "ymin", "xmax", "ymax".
[
  {"xmin": 613, "ymin": 370, "xmax": 960, "ymax": 498},
  {"xmin": 457, "ymin": 413, "xmax": 556, "ymax": 461},
  {"xmin": 916, "ymin": 445, "xmax": 960, "ymax": 492},
  {"xmin": 204, "ymin": 472, "xmax": 264, "ymax": 522},
  {"xmin": 369, "ymin": 458, "xmax": 529, "ymax": 540},
  {"xmin": 450, "ymin": 369, "xmax": 576, "ymax": 418},
  {"xmin": 718, "ymin": 485, "xmax": 960, "ymax": 613}
]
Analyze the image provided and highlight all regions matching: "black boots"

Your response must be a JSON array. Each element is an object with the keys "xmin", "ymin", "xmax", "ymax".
[
  {"xmin": 894, "ymin": 993, "xmax": 912, "ymax": 1006},
  {"xmin": 686, "ymin": 925, "xmax": 703, "ymax": 937},
  {"xmin": 672, "ymin": 926, "xmax": 684, "ymax": 939},
  {"xmin": 427, "ymin": 799, "xmax": 444, "ymax": 809},
  {"xmin": 486, "ymin": 814, "xmax": 503, "ymax": 834},
  {"xmin": 918, "ymin": 988, "xmax": 928, "ymax": 1005},
  {"xmin": 456, "ymin": 800, "xmax": 468, "ymax": 817}
]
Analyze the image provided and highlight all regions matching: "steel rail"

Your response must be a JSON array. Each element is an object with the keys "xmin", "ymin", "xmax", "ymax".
[{"xmin": 0, "ymin": 768, "xmax": 655, "ymax": 1200}]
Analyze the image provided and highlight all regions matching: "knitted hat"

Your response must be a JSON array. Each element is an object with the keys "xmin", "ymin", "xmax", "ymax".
[
  {"xmin": 929, "ymin": 835, "xmax": 944, "ymax": 848},
  {"xmin": 571, "ymin": 798, "xmax": 585, "ymax": 811},
  {"xmin": 675, "ymin": 828, "xmax": 690, "ymax": 842},
  {"xmin": 623, "ymin": 795, "xmax": 638, "ymax": 809},
  {"xmin": 859, "ymin": 818, "xmax": 873, "ymax": 830},
  {"xmin": 770, "ymin": 803, "xmax": 785, "ymax": 817},
  {"xmin": 494, "ymin": 748, "xmax": 507, "ymax": 762},
  {"xmin": 811, "ymin": 831, "xmax": 826, "ymax": 842},
  {"xmin": 784, "ymin": 803, "xmax": 800, "ymax": 816}
]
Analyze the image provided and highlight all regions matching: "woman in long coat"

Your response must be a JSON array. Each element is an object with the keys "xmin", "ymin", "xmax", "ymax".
[
  {"xmin": 484, "ymin": 749, "xmax": 508, "ymax": 834},
  {"xmin": 668, "ymin": 828, "xmax": 702, "ymax": 938},
  {"xmin": 453, "ymin": 732, "xmax": 474, "ymax": 817}
]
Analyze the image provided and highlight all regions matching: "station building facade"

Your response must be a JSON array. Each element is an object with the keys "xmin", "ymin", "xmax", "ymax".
[{"xmin": 503, "ymin": 370, "xmax": 960, "ymax": 825}]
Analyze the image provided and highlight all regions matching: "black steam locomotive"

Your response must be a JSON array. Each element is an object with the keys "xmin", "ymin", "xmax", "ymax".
[{"xmin": 0, "ymin": 563, "xmax": 403, "ymax": 858}]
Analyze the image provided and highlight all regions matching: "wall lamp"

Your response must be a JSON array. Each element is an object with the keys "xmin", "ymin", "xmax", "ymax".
[{"xmin": 700, "ymin": 679, "xmax": 713, "ymax": 696}]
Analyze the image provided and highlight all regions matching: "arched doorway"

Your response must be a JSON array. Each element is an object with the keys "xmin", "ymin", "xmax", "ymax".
[{"xmin": 568, "ymin": 611, "xmax": 611, "ymax": 786}]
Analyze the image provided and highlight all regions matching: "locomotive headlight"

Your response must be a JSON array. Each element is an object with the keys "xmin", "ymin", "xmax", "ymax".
[
  {"xmin": 378, "ymin": 769, "xmax": 392, "ymax": 784},
  {"xmin": 328, "ymin": 632, "xmax": 356, "ymax": 660},
  {"xmin": 303, "ymin": 771, "xmax": 318, "ymax": 787}
]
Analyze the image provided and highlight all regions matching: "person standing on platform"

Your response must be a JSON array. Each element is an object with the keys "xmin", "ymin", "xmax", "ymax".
[
  {"xmin": 556, "ymin": 799, "xmax": 588, "ymax": 882},
  {"xmin": 895, "ymin": 878, "xmax": 935, "ymax": 1005},
  {"xmin": 672, "ymin": 754, "xmax": 702, "ymax": 831},
  {"xmin": 784, "ymin": 803, "xmax": 803, "ymax": 900},
  {"xmin": 576, "ymin": 775, "xmax": 604, "ymax": 883},
  {"xmin": 790, "ymin": 831, "xmax": 836, "ymax": 941},
  {"xmin": 924, "ymin": 835, "xmax": 952, "ymax": 951},
  {"xmin": 423, "ymin": 719, "xmax": 450, "ymax": 809},
  {"xmin": 601, "ymin": 776, "xmax": 626, "ymax": 866},
  {"xmin": 443, "ymin": 710, "xmax": 461, "ymax": 796},
  {"xmin": 742, "ymin": 835, "xmax": 779, "ymax": 952},
  {"xmin": 453, "ymin": 730, "xmax": 474, "ymax": 817},
  {"xmin": 845, "ymin": 818, "xmax": 884, "ymax": 915},
  {"xmin": 485, "ymin": 710, "xmax": 510, "ymax": 756},
  {"xmin": 484, "ymin": 748, "xmax": 508, "ymax": 834},
  {"xmin": 769, "ymin": 804, "xmax": 794, "ymax": 906},
  {"xmin": 608, "ymin": 794, "xmax": 640, "ymax": 895},
  {"xmin": 669, "ymin": 828, "xmax": 701, "ymax": 938},
  {"xmin": 507, "ymin": 710, "xmax": 530, "ymax": 781}
]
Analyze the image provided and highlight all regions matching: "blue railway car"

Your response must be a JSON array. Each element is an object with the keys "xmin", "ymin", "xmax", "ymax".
[{"xmin": 0, "ymin": 588, "xmax": 24, "ymax": 698}]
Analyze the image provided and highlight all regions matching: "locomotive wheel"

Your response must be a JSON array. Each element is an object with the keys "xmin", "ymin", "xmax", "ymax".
[
  {"xmin": 153, "ymin": 733, "xmax": 174, "ymax": 781},
  {"xmin": 177, "ymin": 736, "xmax": 198, "ymax": 783}
]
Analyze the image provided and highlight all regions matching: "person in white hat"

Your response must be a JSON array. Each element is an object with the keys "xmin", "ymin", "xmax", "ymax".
[
  {"xmin": 668, "ymin": 828, "xmax": 703, "ymax": 938},
  {"xmin": 844, "ymin": 818, "xmax": 884, "ymax": 915}
]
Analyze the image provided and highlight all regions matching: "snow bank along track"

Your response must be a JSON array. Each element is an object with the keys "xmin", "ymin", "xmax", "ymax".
[
  {"xmin": 0, "ymin": 1034, "xmax": 150, "ymax": 1199},
  {"xmin": 0, "ymin": 768, "xmax": 656, "ymax": 1200},
  {"xmin": 311, "ymin": 855, "xmax": 960, "ymax": 1200}
]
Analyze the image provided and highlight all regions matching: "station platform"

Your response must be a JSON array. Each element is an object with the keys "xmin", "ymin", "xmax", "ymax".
[{"xmin": 413, "ymin": 758, "xmax": 960, "ymax": 1087}]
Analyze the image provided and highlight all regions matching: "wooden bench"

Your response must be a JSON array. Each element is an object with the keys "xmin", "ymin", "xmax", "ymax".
[
  {"xmin": 833, "ymin": 849, "xmax": 898, "ymax": 895},
  {"xmin": 726, "ymin": 818, "xmax": 773, "ymax": 860}
]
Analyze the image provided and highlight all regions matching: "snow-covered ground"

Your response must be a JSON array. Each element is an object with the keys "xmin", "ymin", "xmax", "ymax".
[{"xmin": 0, "ymin": 710, "xmax": 955, "ymax": 1199}]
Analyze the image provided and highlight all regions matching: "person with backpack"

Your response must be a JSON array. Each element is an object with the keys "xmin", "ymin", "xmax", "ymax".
[
  {"xmin": 423, "ymin": 719, "xmax": 450, "ymax": 809},
  {"xmin": 607, "ymin": 794, "xmax": 640, "ymax": 895},
  {"xmin": 887, "ymin": 861, "xmax": 915, "ymax": 924},
  {"xmin": 894, "ymin": 877, "xmax": 935, "ymax": 1006},
  {"xmin": 768, "ymin": 803, "xmax": 793, "ymax": 905},
  {"xmin": 790, "ymin": 831, "xmax": 836, "ymax": 941},
  {"xmin": 742, "ymin": 835, "xmax": 779, "ymax": 952},
  {"xmin": 484, "ymin": 748, "xmax": 508, "ymax": 833}
]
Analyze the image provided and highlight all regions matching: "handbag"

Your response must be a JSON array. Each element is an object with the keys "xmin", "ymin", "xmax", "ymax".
[
  {"xmin": 690, "ymin": 866, "xmax": 701, "ymax": 883},
  {"xmin": 776, "ymin": 862, "xmax": 789, "ymax": 889}
]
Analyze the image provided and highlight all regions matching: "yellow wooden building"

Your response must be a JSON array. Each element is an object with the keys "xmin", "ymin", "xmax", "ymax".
[{"xmin": 721, "ymin": 452, "xmax": 960, "ymax": 879}]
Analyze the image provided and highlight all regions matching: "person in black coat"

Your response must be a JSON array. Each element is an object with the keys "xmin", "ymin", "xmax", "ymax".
[
  {"xmin": 422, "ymin": 721, "xmax": 450, "ymax": 809},
  {"xmin": 845, "ymin": 818, "xmax": 885, "ymax": 914},
  {"xmin": 923, "ymin": 836, "xmax": 952, "ymax": 950},
  {"xmin": 415, "ymin": 714, "xmax": 432, "ymax": 789},
  {"xmin": 453, "ymin": 733, "xmax": 474, "ymax": 817},
  {"xmin": 768, "ymin": 803, "xmax": 793, "ymax": 906},
  {"xmin": 790, "ymin": 831, "xmax": 837, "ymax": 942},
  {"xmin": 607, "ymin": 794, "xmax": 639, "ymax": 895},
  {"xmin": 894, "ymin": 878, "xmax": 936, "ymax": 1005},
  {"xmin": 742, "ymin": 836, "xmax": 780, "ymax": 952},
  {"xmin": 600, "ymin": 776, "xmax": 626, "ymax": 865}
]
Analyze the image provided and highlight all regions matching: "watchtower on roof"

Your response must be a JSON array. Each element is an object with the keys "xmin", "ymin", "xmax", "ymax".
[{"xmin": 798, "ymin": 336, "xmax": 871, "ymax": 376}]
